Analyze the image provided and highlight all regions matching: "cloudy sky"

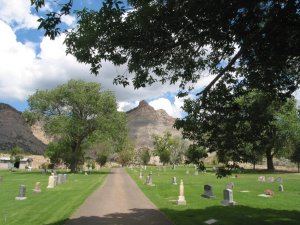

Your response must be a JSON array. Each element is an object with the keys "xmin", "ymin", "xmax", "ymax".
[
  {"xmin": 2, "ymin": 1, "xmax": 297, "ymax": 118},
  {"xmin": 0, "ymin": 0, "xmax": 213, "ymax": 118}
]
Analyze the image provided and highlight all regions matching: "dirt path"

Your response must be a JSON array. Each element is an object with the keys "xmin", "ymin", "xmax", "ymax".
[{"xmin": 65, "ymin": 167, "xmax": 174, "ymax": 225}]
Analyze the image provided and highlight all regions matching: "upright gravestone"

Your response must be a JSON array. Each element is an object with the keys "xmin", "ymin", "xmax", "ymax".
[
  {"xmin": 267, "ymin": 177, "xmax": 274, "ymax": 182},
  {"xmin": 194, "ymin": 170, "xmax": 199, "ymax": 176},
  {"xmin": 221, "ymin": 189, "xmax": 236, "ymax": 206},
  {"xmin": 47, "ymin": 174, "xmax": 55, "ymax": 188},
  {"xmin": 278, "ymin": 184, "xmax": 284, "ymax": 192},
  {"xmin": 226, "ymin": 182, "xmax": 234, "ymax": 190},
  {"xmin": 276, "ymin": 177, "xmax": 283, "ymax": 183},
  {"xmin": 16, "ymin": 185, "xmax": 27, "ymax": 200},
  {"xmin": 63, "ymin": 174, "xmax": 67, "ymax": 183},
  {"xmin": 148, "ymin": 172, "xmax": 153, "ymax": 185},
  {"xmin": 139, "ymin": 171, "xmax": 143, "ymax": 179},
  {"xmin": 53, "ymin": 174, "xmax": 58, "ymax": 186},
  {"xmin": 177, "ymin": 179, "xmax": 186, "ymax": 205},
  {"xmin": 202, "ymin": 185, "xmax": 215, "ymax": 198},
  {"xmin": 33, "ymin": 182, "xmax": 41, "ymax": 193},
  {"xmin": 186, "ymin": 170, "xmax": 190, "ymax": 175},
  {"xmin": 57, "ymin": 174, "xmax": 63, "ymax": 185},
  {"xmin": 172, "ymin": 176, "xmax": 177, "ymax": 185},
  {"xmin": 258, "ymin": 176, "xmax": 266, "ymax": 182}
]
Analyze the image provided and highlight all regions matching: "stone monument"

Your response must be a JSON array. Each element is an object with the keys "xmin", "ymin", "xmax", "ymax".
[
  {"xmin": 16, "ymin": 185, "xmax": 27, "ymax": 200},
  {"xmin": 33, "ymin": 182, "xmax": 41, "ymax": 193},
  {"xmin": 47, "ymin": 173, "xmax": 55, "ymax": 188},
  {"xmin": 221, "ymin": 189, "xmax": 236, "ymax": 206},
  {"xmin": 177, "ymin": 179, "xmax": 186, "ymax": 205},
  {"xmin": 202, "ymin": 184, "xmax": 215, "ymax": 198}
]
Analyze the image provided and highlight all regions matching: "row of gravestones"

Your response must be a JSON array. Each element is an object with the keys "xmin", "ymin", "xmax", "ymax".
[
  {"xmin": 15, "ymin": 173, "xmax": 68, "ymax": 200},
  {"xmin": 258, "ymin": 176, "xmax": 283, "ymax": 183}
]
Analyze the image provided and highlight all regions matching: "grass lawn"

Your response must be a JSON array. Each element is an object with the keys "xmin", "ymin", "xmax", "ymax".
[
  {"xmin": 0, "ymin": 169, "xmax": 109, "ymax": 225},
  {"xmin": 127, "ymin": 166, "xmax": 300, "ymax": 225}
]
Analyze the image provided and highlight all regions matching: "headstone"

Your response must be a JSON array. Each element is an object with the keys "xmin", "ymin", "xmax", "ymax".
[
  {"xmin": 148, "ymin": 173, "xmax": 153, "ymax": 185},
  {"xmin": 53, "ymin": 175, "xmax": 58, "ymax": 186},
  {"xmin": 177, "ymin": 179, "xmax": 186, "ymax": 205},
  {"xmin": 276, "ymin": 177, "xmax": 283, "ymax": 183},
  {"xmin": 226, "ymin": 182, "xmax": 234, "ymax": 190},
  {"xmin": 63, "ymin": 174, "xmax": 67, "ymax": 183},
  {"xmin": 186, "ymin": 170, "xmax": 190, "ymax": 174},
  {"xmin": 267, "ymin": 177, "xmax": 274, "ymax": 182},
  {"xmin": 47, "ymin": 174, "xmax": 55, "ymax": 188},
  {"xmin": 202, "ymin": 185, "xmax": 215, "ymax": 198},
  {"xmin": 139, "ymin": 171, "xmax": 143, "ymax": 179},
  {"xmin": 194, "ymin": 170, "xmax": 199, "ymax": 176},
  {"xmin": 278, "ymin": 184, "xmax": 284, "ymax": 192},
  {"xmin": 172, "ymin": 176, "xmax": 177, "ymax": 185},
  {"xmin": 16, "ymin": 185, "xmax": 27, "ymax": 200},
  {"xmin": 172, "ymin": 164, "xmax": 176, "ymax": 170},
  {"xmin": 258, "ymin": 176, "xmax": 265, "ymax": 182},
  {"xmin": 221, "ymin": 189, "xmax": 236, "ymax": 206},
  {"xmin": 57, "ymin": 174, "xmax": 63, "ymax": 185},
  {"xmin": 33, "ymin": 182, "xmax": 41, "ymax": 193},
  {"xmin": 84, "ymin": 172, "xmax": 88, "ymax": 175}
]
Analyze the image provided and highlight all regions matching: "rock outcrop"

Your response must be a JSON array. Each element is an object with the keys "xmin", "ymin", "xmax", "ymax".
[
  {"xmin": 126, "ymin": 100, "xmax": 181, "ymax": 149},
  {"xmin": 0, "ymin": 103, "xmax": 46, "ymax": 154}
]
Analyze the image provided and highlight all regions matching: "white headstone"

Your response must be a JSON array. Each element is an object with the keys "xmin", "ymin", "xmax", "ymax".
[
  {"xmin": 33, "ymin": 182, "xmax": 41, "ymax": 193},
  {"xmin": 47, "ymin": 175, "xmax": 55, "ymax": 188},
  {"xmin": 221, "ymin": 189, "xmax": 236, "ymax": 206},
  {"xmin": 177, "ymin": 179, "xmax": 186, "ymax": 205}
]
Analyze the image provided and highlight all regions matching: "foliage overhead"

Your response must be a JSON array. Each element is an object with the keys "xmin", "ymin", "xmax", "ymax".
[{"xmin": 31, "ymin": 0, "xmax": 300, "ymax": 97}]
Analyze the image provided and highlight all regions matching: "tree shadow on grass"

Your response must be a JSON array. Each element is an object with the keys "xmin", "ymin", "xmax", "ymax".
[{"xmin": 45, "ymin": 206, "xmax": 300, "ymax": 225}]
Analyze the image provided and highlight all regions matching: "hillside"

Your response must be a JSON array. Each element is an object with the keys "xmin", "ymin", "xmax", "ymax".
[
  {"xmin": 126, "ymin": 100, "xmax": 182, "ymax": 149},
  {"xmin": 0, "ymin": 103, "xmax": 46, "ymax": 154}
]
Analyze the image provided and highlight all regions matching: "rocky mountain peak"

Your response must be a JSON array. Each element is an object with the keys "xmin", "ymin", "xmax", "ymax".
[{"xmin": 126, "ymin": 100, "xmax": 181, "ymax": 149}]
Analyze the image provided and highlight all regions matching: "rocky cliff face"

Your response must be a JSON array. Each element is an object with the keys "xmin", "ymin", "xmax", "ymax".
[
  {"xmin": 126, "ymin": 100, "xmax": 181, "ymax": 149},
  {"xmin": 0, "ymin": 103, "xmax": 46, "ymax": 154}
]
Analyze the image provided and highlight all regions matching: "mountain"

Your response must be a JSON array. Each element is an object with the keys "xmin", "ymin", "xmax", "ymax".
[
  {"xmin": 126, "ymin": 100, "xmax": 181, "ymax": 149},
  {"xmin": 0, "ymin": 103, "xmax": 46, "ymax": 154}
]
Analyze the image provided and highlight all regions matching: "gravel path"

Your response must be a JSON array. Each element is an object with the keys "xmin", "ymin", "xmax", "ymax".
[{"xmin": 65, "ymin": 167, "xmax": 174, "ymax": 225}]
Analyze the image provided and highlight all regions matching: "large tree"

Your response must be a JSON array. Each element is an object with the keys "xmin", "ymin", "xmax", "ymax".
[
  {"xmin": 32, "ymin": 0, "xmax": 300, "ymax": 172},
  {"xmin": 27, "ymin": 80, "xmax": 128, "ymax": 172}
]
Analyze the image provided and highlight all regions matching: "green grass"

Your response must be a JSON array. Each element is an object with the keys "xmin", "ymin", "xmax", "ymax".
[
  {"xmin": 127, "ymin": 166, "xmax": 300, "ymax": 225},
  {"xmin": 0, "ymin": 169, "xmax": 109, "ymax": 225}
]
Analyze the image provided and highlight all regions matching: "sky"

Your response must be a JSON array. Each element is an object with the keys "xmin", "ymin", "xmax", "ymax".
[{"xmin": 1, "ymin": 1, "xmax": 299, "ymax": 118}]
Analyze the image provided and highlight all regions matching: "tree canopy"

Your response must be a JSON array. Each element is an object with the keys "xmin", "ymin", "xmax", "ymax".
[
  {"xmin": 27, "ymin": 80, "xmax": 128, "ymax": 172},
  {"xmin": 32, "ymin": 0, "xmax": 300, "ymax": 173}
]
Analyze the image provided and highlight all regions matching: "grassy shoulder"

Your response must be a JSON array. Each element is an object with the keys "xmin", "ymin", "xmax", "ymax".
[
  {"xmin": 127, "ymin": 166, "xmax": 300, "ymax": 225},
  {"xmin": 0, "ymin": 169, "xmax": 109, "ymax": 225}
]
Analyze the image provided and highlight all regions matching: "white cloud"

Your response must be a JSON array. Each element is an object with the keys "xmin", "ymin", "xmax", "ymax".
[
  {"xmin": 61, "ymin": 15, "xmax": 76, "ymax": 27},
  {"xmin": 149, "ymin": 97, "xmax": 185, "ymax": 118},
  {"xmin": 0, "ymin": 0, "xmax": 39, "ymax": 30}
]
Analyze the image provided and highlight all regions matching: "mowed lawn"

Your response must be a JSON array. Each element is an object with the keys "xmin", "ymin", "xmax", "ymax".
[
  {"xmin": 127, "ymin": 166, "xmax": 300, "ymax": 225},
  {"xmin": 0, "ymin": 169, "xmax": 109, "ymax": 225}
]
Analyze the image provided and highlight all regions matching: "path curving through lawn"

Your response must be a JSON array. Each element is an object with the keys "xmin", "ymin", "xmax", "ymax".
[{"xmin": 65, "ymin": 167, "xmax": 174, "ymax": 225}]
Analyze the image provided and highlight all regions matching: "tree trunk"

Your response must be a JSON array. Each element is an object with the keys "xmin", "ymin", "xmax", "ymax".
[
  {"xmin": 266, "ymin": 149, "xmax": 275, "ymax": 171},
  {"xmin": 70, "ymin": 141, "xmax": 81, "ymax": 173},
  {"xmin": 253, "ymin": 162, "xmax": 256, "ymax": 170}
]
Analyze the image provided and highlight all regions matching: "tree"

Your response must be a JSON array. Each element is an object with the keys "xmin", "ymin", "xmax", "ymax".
[
  {"xmin": 116, "ymin": 139, "xmax": 135, "ymax": 166},
  {"xmin": 152, "ymin": 132, "xmax": 183, "ymax": 165},
  {"xmin": 27, "ymin": 80, "xmax": 127, "ymax": 172},
  {"xmin": 32, "ymin": 0, "xmax": 299, "ymax": 96},
  {"xmin": 9, "ymin": 146, "xmax": 24, "ymax": 168},
  {"xmin": 176, "ymin": 89, "xmax": 300, "ymax": 173},
  {"xmin": 32, "ymin": 1, "xmax": 300, "ymax": 173},
  {"xmin": 137, "ymin": 147, "xmax": 151, "ymax": 165}
]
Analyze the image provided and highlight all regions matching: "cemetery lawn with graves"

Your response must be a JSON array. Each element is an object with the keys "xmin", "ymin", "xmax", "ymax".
[
  {"xmin": 127, "ymin": 166, "xmax": 300, "ymax": 225},
  {"xmin": 0, "ymin": 169, "xmax": 109, "ymax": 225}
]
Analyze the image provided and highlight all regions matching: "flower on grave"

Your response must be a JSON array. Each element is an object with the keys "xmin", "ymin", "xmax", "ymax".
[{"xmin": 264, "ymin": 189, "xmax": 273, "ymax": 195}]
